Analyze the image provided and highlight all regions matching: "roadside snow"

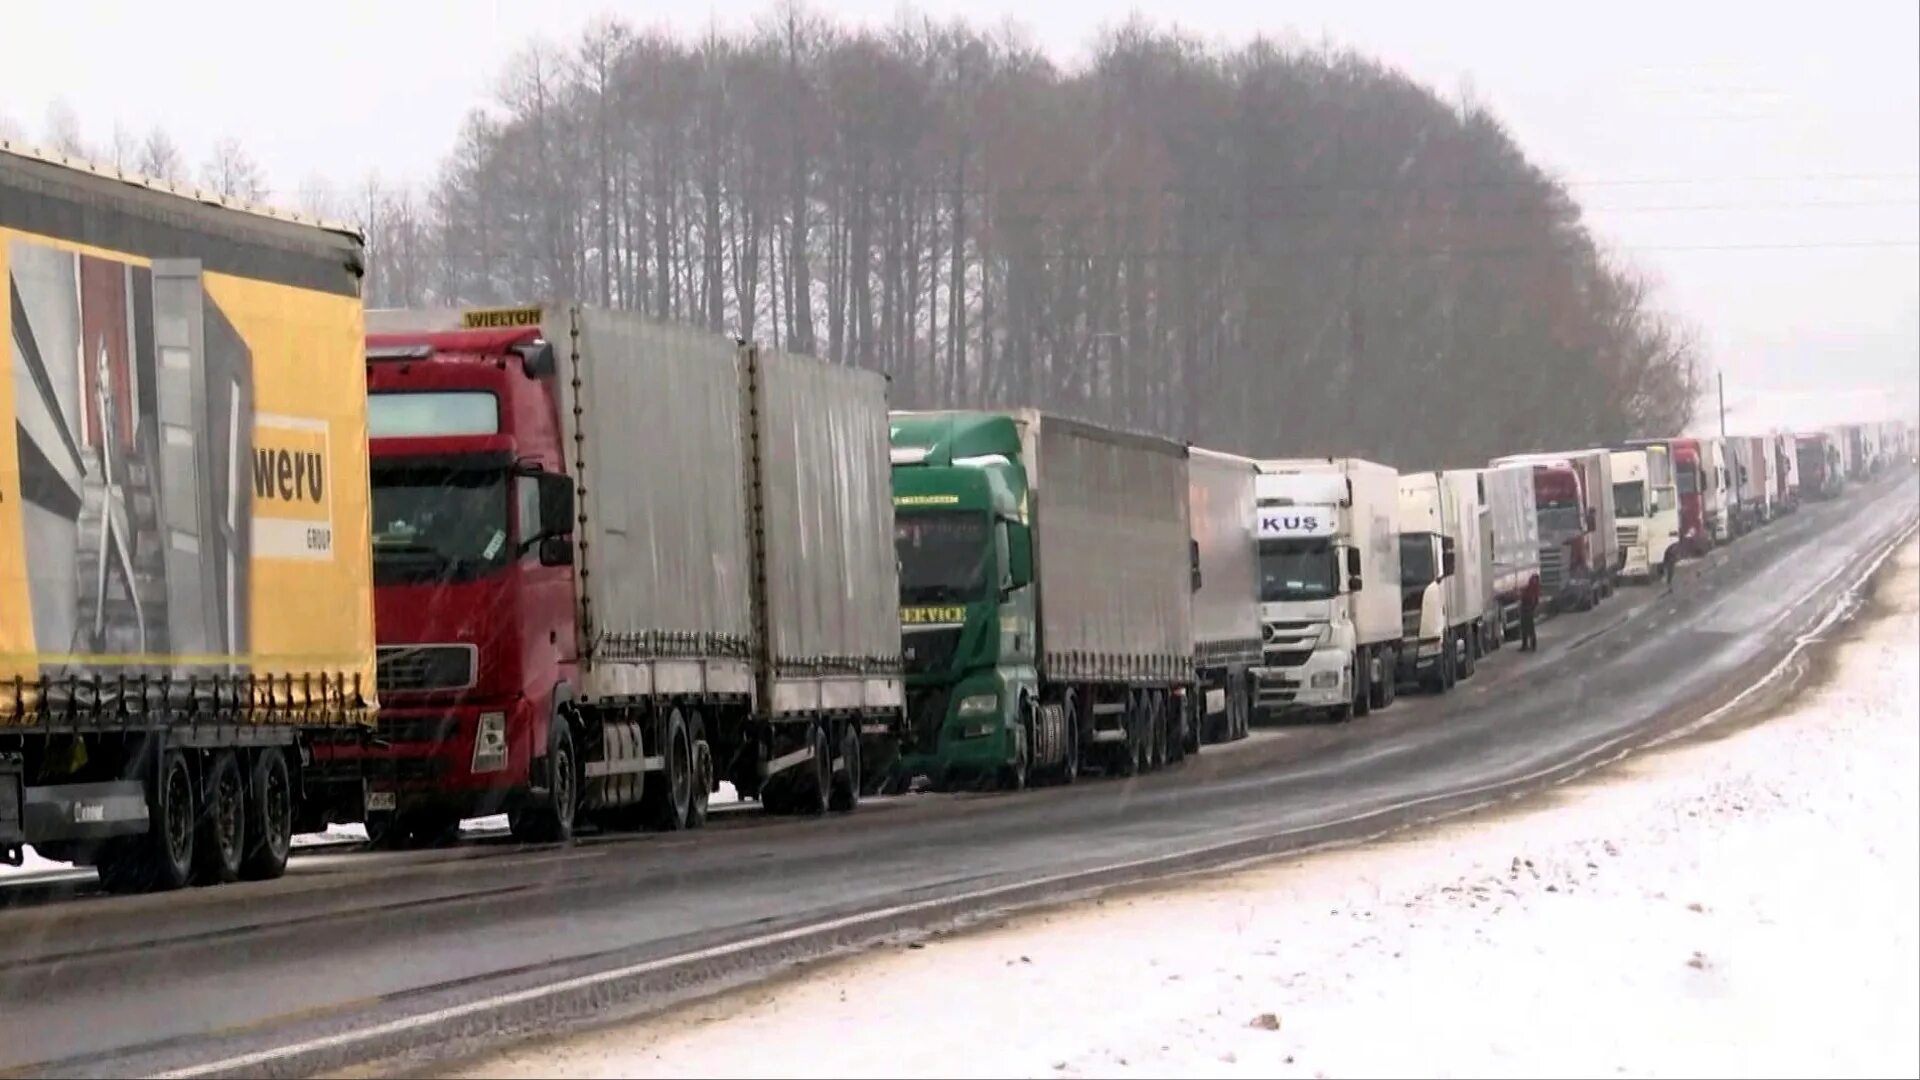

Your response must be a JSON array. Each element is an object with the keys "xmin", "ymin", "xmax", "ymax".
[{"xmin": 466, "ymin": 541, "xmax": 1920, "ymax": 1080}]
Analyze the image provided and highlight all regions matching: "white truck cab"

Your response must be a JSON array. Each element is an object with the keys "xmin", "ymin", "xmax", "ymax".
[
  {"xmin": 1252, "ymin": 459, "xmax": 1402, "ymax": 722},
  {"xmin": 1611, "ymin": 447, "xmax": 1678, "ymax": 581}
]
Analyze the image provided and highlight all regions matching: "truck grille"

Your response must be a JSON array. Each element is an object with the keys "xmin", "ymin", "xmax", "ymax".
[
  {"xmin": 378, "ymin": 714, "xmax": 460, "ymax": 745},
  {"xmin": 1264, "ymin": 648, "xmax": 1312, "ymax": 669},
  {"xmin": 902, "ymin": 626, "xmax": 965, "ymax": 675},
  {"xmin": 377, "ymin": 645, "xmax": 476, "ymax": 694},
  {"xmin": 1538, "ymin": 545, "xmax": 1567, "ymax": 594},
  {"xmin": 1617, "ymin": 524, "xmax": 1640, "ymax": 548},
  {"xmin": 905, "ymin": 687, "xmax": 950, "ymax": 751}
]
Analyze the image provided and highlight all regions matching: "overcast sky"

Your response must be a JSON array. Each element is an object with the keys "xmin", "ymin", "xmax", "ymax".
[{"xmin": 4, "ymin": 0, "xmax": 1915, "ymax": 430}]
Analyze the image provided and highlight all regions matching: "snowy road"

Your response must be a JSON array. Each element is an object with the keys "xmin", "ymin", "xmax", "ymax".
[
  {"xmin": 465, "ymin": 537, "xmax": 1920, "ymax": 1080},
  {"xmin": 0, "ymin": 474, "xmax": 1912, "ymax": 1079}
]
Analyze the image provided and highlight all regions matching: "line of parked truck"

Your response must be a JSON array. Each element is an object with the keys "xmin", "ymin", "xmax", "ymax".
[{"xmin": 4, "ymin": 144, "xmax": 1915, "ymax": 890}]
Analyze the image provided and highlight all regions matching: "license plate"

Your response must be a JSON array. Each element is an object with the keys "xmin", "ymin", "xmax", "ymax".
[{"xmin": 365, "ymin": 789, "xmax": 397, "ymax": 812}]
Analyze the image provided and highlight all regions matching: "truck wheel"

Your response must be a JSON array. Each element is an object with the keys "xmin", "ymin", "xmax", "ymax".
[
  {"xmin": 1353, "ymin": 653, "xmax": 1373, "ymax": 717},
  {"xmin": 1442, "ymin": 642, "xmax": 1457, "ymax": 690},
  {"xmin": 1369, "ymin": 651, "xmax": 1393, "ymax": 710},
  {"xmin": 509, "ymin": 719, "xmax": 578, "ymax": 844},
  {"xmin": 100, "ymin": 749, "xmax": 195, "ymax": 893},
  {"xmin": 240, "ymin": 748, "xmax": 293, "ymax": 881},
  {"xmin": 1461, "ymin": 632, "xmax": 1478, "ymax": 679},
  {"xmin": 831, "ymin": 722, "xmax": 863, "ymax": 811},
  {"xmin": 193, "ymin": 751, "xmax": 246, "ymax": 885},
  {"xmin": 647, "ymin": 709, "xmax": 694, "ymax": 831}
]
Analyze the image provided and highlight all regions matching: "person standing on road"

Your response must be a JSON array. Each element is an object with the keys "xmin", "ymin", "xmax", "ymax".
[
  {"xmin": 1519, "ymin": 572, "xmax": 1540, "ymax": 652},
  {"xmin": 1661, "ymin": 541, "xmax": 1680, "ymax": 593}
]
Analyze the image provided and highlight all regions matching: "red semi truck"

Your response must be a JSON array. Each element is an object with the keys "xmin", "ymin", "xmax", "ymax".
[
  {"xmin": 1489, "ymin": 455, "xmax": 1599, "ymax": 613},
  {"xmin": 309, "ymin": 306, "xmax": 906, "ymax": 845}
]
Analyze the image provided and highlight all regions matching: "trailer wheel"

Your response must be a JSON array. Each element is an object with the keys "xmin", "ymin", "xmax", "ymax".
[
  {"xmin": 509, "ymin": 718, "xmax": 578, "ymax": 844},
  {"xmin": 100, "ymin": 749, "xmax": 195, "ymax": 893},
  {"xmin": 798, "ymin": 723, "xmax": 832, "ymax": 816},
  {"xmin": 1460, "ymin": 631, "xmax": 1478, "ymax": 680},
  {"xmin": 193, "ymin": 751, "xmax": 246, "ymax": 885},
  {"xmin": 1144, "ymin": 691, "xmax": 1159, "ymax": 768},
  {"xmin": 238, "ymin": 748, "xmax": 294, "ymax": 881},
  {"xmin": 830, "ymin": 722, "xmax": 863, "ymax": 811},
  {"xmin": 687, "ymin": 713, "xmax": 712, "ymax": 829},
  {"xmin": 1059, "ymin": 692, "xmax": 1081, "ymax": 785},
  {"xmin": 1112, "ymin": 696, "xmax": 1142, "ymax": 778},
  {"xmin": 647, "ymin": 709, "xmax": 695, "ymax": 831}
]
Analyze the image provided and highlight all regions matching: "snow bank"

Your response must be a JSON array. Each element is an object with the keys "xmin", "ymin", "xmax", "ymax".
[{"xmin": 464, "ymin": 541, "xmax": 1920, "ymax": 1080}]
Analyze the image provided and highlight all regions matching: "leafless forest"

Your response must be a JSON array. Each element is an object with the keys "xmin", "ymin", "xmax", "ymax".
[{"xmin": 27, "ymin": 8, "xmax": 1704, "ymax": 466}]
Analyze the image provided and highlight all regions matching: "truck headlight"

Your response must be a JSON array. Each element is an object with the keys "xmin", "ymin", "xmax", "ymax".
[
  {"xmin": 956, "ymin": 693, "xmax": 998, "ymax": 717},
  {"xmin": 1309, "ymin": 670, "xmax": 1341, "ymax": 689},
  {"xmin": 472, "ymin": 711, "xmax": 508, "ymax": 773}
]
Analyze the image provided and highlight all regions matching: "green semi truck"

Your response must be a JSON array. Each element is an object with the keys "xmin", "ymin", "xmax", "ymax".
[{"xmin": 888, "ymin": 410, "xmax": 1196, "ymax": 790}]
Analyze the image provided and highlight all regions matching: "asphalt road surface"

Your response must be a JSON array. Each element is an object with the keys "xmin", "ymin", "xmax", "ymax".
[{"xmin": 1, "ymin": 474, "xmax": 1913, "ymax": 1080}]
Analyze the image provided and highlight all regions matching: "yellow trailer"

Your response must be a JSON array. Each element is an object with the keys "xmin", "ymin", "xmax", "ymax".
[{"xmin": 0, "ymin": 141, "xmax": 373, "ymax": 889}]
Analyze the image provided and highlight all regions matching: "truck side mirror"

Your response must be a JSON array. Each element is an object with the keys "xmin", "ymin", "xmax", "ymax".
[
  {"xmin": 1348, "ymin": 575, "xmax": 1364, "ymax": 593},
  {"xmin": 537, "ymin": 535, "xmax": 574, "ymax": 567},
  {"xmin": 1586, "ymin": 507, "xmax": 1598, "ymax": 531},
  {"xmin": 1345, "ymin": 547, "xmax": 1362, "ymax": 578},
  {"xmin": 1006, "ymin": 520, "xmax": 1033, "ymax": 590},
  {"xmin": 538, "ymin": 473, "xmax": 576, "ymax": 538},
  {"xmin": 1190, "ymin": 538, "xmax": 1203, "ymax": 592},
  {"xmin": 534, "ymin": 473, "xmax": 576, "ymax": 567},
  {"xmin": 1441, "ymin": 537, "xmax": 1456, "ymax": 578}
]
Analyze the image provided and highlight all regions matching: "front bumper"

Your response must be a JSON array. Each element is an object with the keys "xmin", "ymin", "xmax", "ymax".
[
  {"xmin": 1398, "ymin": 637, "xmax": 1443, "ymax": 676},
  {"xmin": 893, "ymin": 680, "xmax": 1013, "ymax": 781},
  {"xmin": 1253, "ymin": 647, "xmax": 1348, "ymax": 711},
  {"xmin": 309, "ymin": 699, "xmax": 537, "ymax": 818}
]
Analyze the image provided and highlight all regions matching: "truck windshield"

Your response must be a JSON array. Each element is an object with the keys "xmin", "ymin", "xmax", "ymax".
[
  {"xmin": 1399, "ymin": 534, "xmax": 1437, "ymax": 586},
  {"xmin": 1537, "ymin": 505, "xmax": 1583, "ymax": 538},
  {"xmin": 895, "ymin": 510, "xmax": 991, "ymax": 604},
  {"xmin": 1613, "ymin": 481, "xmax": 1646, "ymax": 518},
  {"xmin": 371, "ymin": 468, "xmax": 511, "ymax": 584},
  {"xmin": 1258, "ymin": 538, "xmax": 1337, "ymax": 601}
]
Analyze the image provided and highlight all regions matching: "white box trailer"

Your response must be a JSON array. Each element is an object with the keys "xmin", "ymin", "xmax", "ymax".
[
  {"xmin": 1252, "ymin": 458, "xmax": 1402, "ymax": 720},
  {"xmin": 1480, "ymin": 463, "xmax": 1540, "ymax": 639},
  {"xmin": 1442, "ymin": 470, "xmax": 1497, "ymax": 654},
  {"xmin": 1188, "ymin": 447, "xmax": 1262, "ymax": 742}
]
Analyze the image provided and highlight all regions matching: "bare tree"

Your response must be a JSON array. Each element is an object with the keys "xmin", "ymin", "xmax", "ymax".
[
  {"xmin": 377, "ymin": 11, "xmax": 1701, "ymax": 460},
  {"xmin": 137, "ymin": 127, "xmax": 187, "ymax": 183},
  {"xmin": 200, "ymin": 137, "xmax": 268, "ymax": 200},
  {"xmin": 43, "ymin": 100, "xmax": 88, "ymax": 157}
]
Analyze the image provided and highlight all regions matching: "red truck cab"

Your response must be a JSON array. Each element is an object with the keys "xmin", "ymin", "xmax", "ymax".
[
  {"xmin": 1531, "ymin": 463, "xmax": 1597, "ymax": 612},
  {"xmin": 313, "ymin": 328, "xmax": 579, "ymax": 843},
  {"xmin": 1667, "ymin": 438, "xmax": 1709, "ymax": 555}
]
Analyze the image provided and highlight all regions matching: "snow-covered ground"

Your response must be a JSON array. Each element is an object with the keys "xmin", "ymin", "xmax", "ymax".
[{"xmin": 465, "ymin": 541, "xmax": 1920, "ymax": 1080}]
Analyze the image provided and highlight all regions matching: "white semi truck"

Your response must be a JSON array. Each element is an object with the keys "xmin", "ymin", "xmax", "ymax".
[
  {"xmin": 1251, "ymin": 459, "xmax": 1403, "ymax": 723},
  {"xmin": 1610, "ymin": 446, "xmax": 1678, "ymax": 582}
]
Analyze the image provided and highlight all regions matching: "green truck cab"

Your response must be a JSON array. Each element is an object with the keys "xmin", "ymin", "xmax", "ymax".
[
  {"xmin": 890, "ymin": 412, "xmax": 1037, "ymax": 789},
  {"xmin": 889, "ymin": 409, "xmax": 1198, "ymax": 792}
]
